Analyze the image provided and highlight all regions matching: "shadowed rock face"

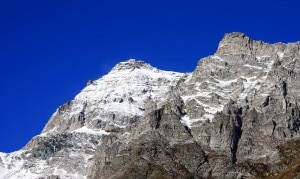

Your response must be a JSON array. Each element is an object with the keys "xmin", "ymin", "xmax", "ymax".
[
  {"xmin": 1, "ymin": 32, "xmax": 300, "ymax": 178},
  {"xmin": 88, "ymin": 94, "xmax": 210, "ymax": 179}
]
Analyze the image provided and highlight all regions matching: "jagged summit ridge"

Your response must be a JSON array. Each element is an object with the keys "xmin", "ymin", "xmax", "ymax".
[
  {"xmin": 217, "ymin": 32, "xmax": 257, "ymax": 55},
  {"xmin": 216, "ymin": 31, "xmax": 299, "ymax": 57},
  {"xmin": 111, "ymin": 59, "xmax": 154, "ymax": 72},
  {"xmin": 41, "ymin": 59, "xmax": 184, "ymax": 134}
]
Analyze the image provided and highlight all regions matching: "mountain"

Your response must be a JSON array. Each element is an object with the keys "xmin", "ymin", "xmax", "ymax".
[{"xmin": 1, "ymin": 32, "xmax": 300, "ymax": 178}]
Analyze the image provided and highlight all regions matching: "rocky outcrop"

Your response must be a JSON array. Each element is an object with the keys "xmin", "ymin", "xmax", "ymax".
[{"xmin": 88, "ymin": 93, "xmax": 210, "ymax": 178}]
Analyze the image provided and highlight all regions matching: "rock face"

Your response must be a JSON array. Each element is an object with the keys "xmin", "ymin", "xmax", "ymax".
[{"xmin": 1, "ymin": 33, "xmax": 300, "ymax": 178}]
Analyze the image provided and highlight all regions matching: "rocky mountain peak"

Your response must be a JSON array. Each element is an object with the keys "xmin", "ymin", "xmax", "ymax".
[
  {"xmin": 222, "ymin": 32, "xmax": 249, "ymax": 41},
  {"xmin": 1, "ymin": 33, "xmax": 300, "ymax": 179},
  {"xmin": 216, "ymin": 32, "xmax": 254, "ymax": 55},
  {"xmin": 111, "ymin": 59, "xmax": 154, "ymax": 72}
]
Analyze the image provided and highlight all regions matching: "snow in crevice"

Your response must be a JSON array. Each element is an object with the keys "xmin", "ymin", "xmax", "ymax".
[
  {"xmin": 239, "ymin": 76, "xmax": 260, "ymax": 100},
  {"xmin": 73, "ymin": 126, "xmax": 110, "ymax": 135},
  {"xmin": 181, "ymin": 115, "xmax": 208, "ymax": 129},
  {"xmin": 202, "ymin": 113, "xmax": 215, "ymax": 121},
  {"xmin": 214, "ymin": 78, "xmax": 238, "ymax": 87},
  {"xmin": 264, "ymin": 59, "xmax": 274, "ymax": 73},
  {"xmin": 181, "ymin": 95, "xmax": 224, "ymax": 127},
  {"xmin": 277, "ymin": 52, "xmax": 284, "ymax": 59},
  {"xmin": 196, "ymin": 91, "xmax": 212, "ymax": 97},
  {"xmin": 205, "ymin": 105, "xmax": 224, "ymax": 115},
  {"xmin": 243, "ymin": 64, "xmax": 263, "ymax": 70},
  {"xmin": 181, "ymin": 115, "xmax": 192, "ymax": 128},
  {"xmin": 256, "ymin": 55, "xmax": 270, "ymax": 61}
]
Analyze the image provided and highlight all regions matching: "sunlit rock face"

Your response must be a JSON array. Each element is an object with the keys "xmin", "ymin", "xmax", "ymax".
[{"xmin": 1, "ymin": 33, "xmax": 300, "ymax": 178}]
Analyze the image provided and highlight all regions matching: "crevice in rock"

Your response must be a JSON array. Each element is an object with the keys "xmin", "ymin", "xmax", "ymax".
[
  {"xmin": 219, "ymin": 122, "xmax": 223, "ymax": 134},
  {"xmin": 58, "ymin": 100, "xmax": 73, "ymax": 114},
  {"xmin": 230, "ymin": 107, "xmax": 243, "ymax": 164},
  {"xmin": 272, "ymin": 120, "xmax": 277, "ymax": 136},
  {"xmin": 184, "ymin": 126, "xmax": 193, "ymax": 136},
  {"xmin": 79, "ymin": 102, "xmax": 87, "ymax": 126},
  {"xmin": 282, "ymin": 81, "xmax": 287, "ymax": 97},
  {"xmin": 262, "ymin": 96, "xmax": 270, "ymax": 107},
  {"xmin": 155, "ymin": 109, "xmax": 162, "ymax": 129}
]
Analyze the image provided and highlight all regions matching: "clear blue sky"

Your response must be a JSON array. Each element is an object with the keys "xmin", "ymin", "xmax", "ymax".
[{"xmin": 0, "ymin": 0, "xmax": 299, "ymax": 152}]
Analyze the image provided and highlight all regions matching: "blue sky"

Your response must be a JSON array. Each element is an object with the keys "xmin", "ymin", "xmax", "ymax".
[{"xmin": 0, "ymin": 0, "xmax": 299, "ymax": 152}]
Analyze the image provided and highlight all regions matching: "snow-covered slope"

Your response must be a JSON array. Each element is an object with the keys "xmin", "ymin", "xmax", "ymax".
[
  {"xmin": 41, "ymin": 59, "xmax": 184, "ymax": 134},
  {"xmin": 75, "ymin": 59, "xmax": 183, "ymax": 117},
  {"xmin": 0, "ymin": 59, "xmax": 185, "ymax": 179}
]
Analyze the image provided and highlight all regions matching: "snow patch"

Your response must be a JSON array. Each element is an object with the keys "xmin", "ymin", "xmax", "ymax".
[
  {"xmin": 205, "ymin": 105, "xmax": 224, "ymax": 114},
  {"xmin": 203, "ymin": 113, "xmax": 215, "ymax": 121},
  {"xmin": 264, "ymin": 59, "xmax": 274, "ymax": 73},
  {"xmin": 181, "ymin": 115, "xmax": 192, "ymax": 128},
  {"xmin": 211, "ymin": 55, "xmax": 225, "ymax": 61},
  {"xmin": 0, "ymin": 152, "xmax": 6, "ymax": 157},
  {"xmin": 239, "ymin": 76, "xmax": 259, "ymax": 100},
  {"xmin": 181, "ymin": 115, "xmax": 208, "ymax": 128},
  {"xmin": 181, "ymin": 95, "xmax": 223, "ymax": 125},
  {"xmin": 243, "ymin": 64, "xmax": 263, "ymax": 70},
  {"xmin": 73, "ymin": 126, "xmax": 110, "ymax": 135},
  {"xmin": 277, "ymin": 52, "xmax": 284, "ymax": 59},
  {"xmin": 0, "ymin": 166, "xmax": 8, "ymax": 178},
  {"xmin": 256, "ymin": 55, "xmax": 270, "ymax": 61},
  {"xmin": 214, "ymin": 78, "xmax": 238, "ymax": 87},
  {"xmin": 196, "ymin": 91, "xmax": 212, "ymax": 97}
]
